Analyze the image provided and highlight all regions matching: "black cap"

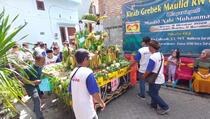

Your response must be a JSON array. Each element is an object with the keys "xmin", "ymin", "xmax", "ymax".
[
  {"xmin": 142, "ymin": 36, "xmax": 151, "ymax": 44},
  {"xmin": 46, "ymin": 49, "xmax": 53, "ymax": 53}
]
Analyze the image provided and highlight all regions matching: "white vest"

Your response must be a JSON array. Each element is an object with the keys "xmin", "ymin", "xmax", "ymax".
[
  {"xmin": 149, "ymin": 52, "xmax": 165, "ymax": 84},
  {"xmin": 70, "ymin": 67, "xmax": 96, "ymax": 119},
  {"xmin": 138, "ymin": 47, "xmax": 151, "ymax": 73}
]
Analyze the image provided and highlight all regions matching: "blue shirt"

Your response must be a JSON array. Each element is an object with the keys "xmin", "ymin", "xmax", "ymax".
[
  {"xmin": 135, "ymin": 52, "xmax": 141, "ymax": 62},
  {"xmin": 146, "ymin": 59, "xmax": 155, "ymax": 72}
]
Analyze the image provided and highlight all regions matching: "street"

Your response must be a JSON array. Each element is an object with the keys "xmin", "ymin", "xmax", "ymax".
[
  {"xmin": 98, "ymin": 85, "xmax": 210, "ymax": 119},
  {"xmin": 19, "ymin": 84, "xmax": 210, "ymax": 119}
]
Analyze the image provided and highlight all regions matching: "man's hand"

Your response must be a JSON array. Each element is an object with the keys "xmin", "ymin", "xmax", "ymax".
[
  {"xmin": 99, "ymin": 101, "xmax": 106, "ymax": 111},
  {"xmin": 141, "ymin": 75, "xmax": 146, "ymax": 80},
  {"xmin": 92, "ymin": 93, "xmax": 106, "ymax": 110},
  {"xmin": 33, "ymin": 80, "xmax": 41, "ymax": 85},
  {"xmin": 142, "ymin": 72, "xmax": 150, "ymax": 80}
]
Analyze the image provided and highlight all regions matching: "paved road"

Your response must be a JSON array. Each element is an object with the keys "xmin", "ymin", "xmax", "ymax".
[
  {"xmin": 18, "ymin": 85, "xmax": 210, "ymax": 119},
  {"xmin": 98, "ymin": 86, "xmax": 210, "ymax": 119}
]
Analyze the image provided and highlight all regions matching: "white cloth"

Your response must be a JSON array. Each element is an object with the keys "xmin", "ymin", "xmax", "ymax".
[
  {"xmin": 45, "ymin": 55, "xmax": 57, "ymax": 65},
  {"xmin": 150, "ymin": 52, "xmax": 165, "ymax": 84},
  {"xmin": 138, "ymin": 47, "xmax": 151, "ymax": 73},
  {"xmin": 70, "ymin": 67, "xmax": 96, "ymax": 119}
]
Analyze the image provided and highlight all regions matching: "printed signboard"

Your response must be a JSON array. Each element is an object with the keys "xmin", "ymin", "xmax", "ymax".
[{"xmin": 122, "ymin": 0, "xmax": 210, "ymax": 54}]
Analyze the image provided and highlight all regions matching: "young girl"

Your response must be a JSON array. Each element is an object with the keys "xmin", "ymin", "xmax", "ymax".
[{"xmin": 167, "ymin": 49, "xmax": 180, "ymax": 83}]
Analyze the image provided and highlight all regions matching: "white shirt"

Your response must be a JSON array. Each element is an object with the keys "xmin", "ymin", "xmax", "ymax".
[
  {"xmin": 138, "ymin": 47, "xmax": 151, "ymax": 73},
  {"xmin": 70, "ymin": 67, "xmax": 96, "ymax": 119},
  {"xmin": 45, "ymin": 55, "xmax": 57, "ymax": 65},
  {"xmin": 150, "ymin": 52, "xmax": 165, "ymax": 84}
]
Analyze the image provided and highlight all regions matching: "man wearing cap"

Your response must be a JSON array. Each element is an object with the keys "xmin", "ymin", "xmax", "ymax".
[
  {"xmin": 68, "ymin": 48, "xmax": 105, "ymax": 119},
  {"xmin": 34, "ymin": 42, "xmax": 46, "ymax": 57},
  {"xmin": 142, "ymin": 40, "xmax": 170, "ymax": 115},
  {"xmin": 23, "ymin": 50, "xmax": 45, "ymax": 119},
  {"xmin": 134, "ymin": 36, "xmax": 151, "ymax": 100}
]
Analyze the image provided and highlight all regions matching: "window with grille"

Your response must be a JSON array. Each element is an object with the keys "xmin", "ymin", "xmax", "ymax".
[{"xmin": 36, "ymin": 0, "xmax": 45, "ymax": 10}]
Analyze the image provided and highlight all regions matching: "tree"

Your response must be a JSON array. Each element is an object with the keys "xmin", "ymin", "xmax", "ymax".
[{"xmin": 0, "ymin": 10, "xmax": 30, "ymax": 117}]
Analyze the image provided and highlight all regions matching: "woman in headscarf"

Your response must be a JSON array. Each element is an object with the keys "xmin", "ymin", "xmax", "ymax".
[{"xmin": 192, "ymin": 49, "xmax": 210, "ymax": 94}]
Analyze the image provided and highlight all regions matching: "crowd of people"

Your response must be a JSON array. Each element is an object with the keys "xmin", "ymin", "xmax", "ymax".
[
  {"xmin": 7, "ymin": 41, "xmax": 76, "ymax": 119},
  {"xmin": 7, "ymin": 41, "xmax": 65, "ymax": 67},
  {"xmin": 7, "ymin": 37, "xmax": 210, "ymax": 119}
]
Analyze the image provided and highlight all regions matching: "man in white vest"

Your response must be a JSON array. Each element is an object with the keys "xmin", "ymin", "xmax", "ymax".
[
  {"xmin": 142, "ymin": 40, "xmax": 170, "ymax": 115},
  {"xmin": 135, "ymin": 37, "xmax": 151, "ymax": 99},
  {"xmin": 68, "ymin": 49, "xmax": 105, "ymax": 119}
]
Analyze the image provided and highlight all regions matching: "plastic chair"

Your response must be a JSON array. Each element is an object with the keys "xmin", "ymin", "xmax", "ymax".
[
  {"xmin": 124, "ymin": 54, "xmax": 137, "ymax": 86},
  {"xmin": 173, "ymin": 57, "xmax": 194, "ymax": 91}
]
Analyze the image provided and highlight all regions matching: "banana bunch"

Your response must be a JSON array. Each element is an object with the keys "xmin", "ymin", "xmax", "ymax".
[
  {"xmin": 107, "ymin": 47, "xmax": 115, "ymax": 64},
  {"xmin": 114, "ymin": 45, "xmax": 121, "ymax": 59},
  {"xmin": 62, "ymin": 47, "xmax": 68, "ymax": 63},
  {"xmin": 95, "ymin": 51, "xmax": 102, "ymax": 68},
  {"xmin": 89, "ymin": 57, "xmax": 94, "ymax": 69},
  {"xmin": 69, "ymin": 55, "xmax": 76, "ymax": 69},
  {"xmin": 100, "ymin": 31, "xmax": 108, "ymax": 40},
  {"xmin": 89, "ymin": 52, "xmax": 98, "ymax": 69},
  {"xmin": 84, "ymin": 32, "xmax": 95, "ymax": 49},
  {"xmin": 96, "ymin": 54, "xmax": 102, "ymax": 67},
  {"xmin": 100, "ymin": 48, "xmax": 108, "ymax": 64},
  {"xmin": 62, "ymin": 48, "xmax": 76, "ymax": 71}
]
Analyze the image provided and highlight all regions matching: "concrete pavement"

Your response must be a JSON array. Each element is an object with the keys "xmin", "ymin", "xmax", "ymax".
[{"xmin": 98, "ymin": 86, "xmax": 210, "ymax": 119}]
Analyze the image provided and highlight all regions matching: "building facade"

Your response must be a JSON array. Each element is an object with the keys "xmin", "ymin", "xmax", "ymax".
[
  {"xmin": 98, "ymin": 0, "xmax": 134, "ymax": 17},
  {"xmin": 0, "ymin": 0, "xmax": 91, "ymax": 47},
  {"xmin": 97, "ymin": 0, "xmax": 134, "ymax": 46}
]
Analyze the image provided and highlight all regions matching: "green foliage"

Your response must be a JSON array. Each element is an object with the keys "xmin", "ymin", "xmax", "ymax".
[
  {"xmin": 0, "ymin": 10, "xmax": 29, "ymax": 115},
  {"xmin": 82, "ymin": 14, "xmax": 97, "ymax": 22}
]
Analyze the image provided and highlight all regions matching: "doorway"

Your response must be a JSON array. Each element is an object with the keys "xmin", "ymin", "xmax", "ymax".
[
  {"xmin": 59, "ymin": 27, "xmax": 66, "ymax": 43},
  {"xmin": 67, "ymin": 27, "xmax": 76, "ymax": 43}
]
